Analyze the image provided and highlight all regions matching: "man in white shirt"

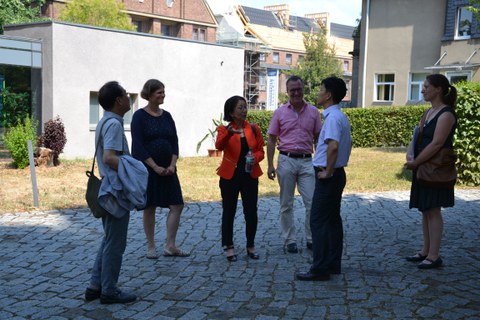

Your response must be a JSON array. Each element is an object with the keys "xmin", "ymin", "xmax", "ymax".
[{"xmin": 296, "ymin": 77, "xmax": 352, "ymax": 281}]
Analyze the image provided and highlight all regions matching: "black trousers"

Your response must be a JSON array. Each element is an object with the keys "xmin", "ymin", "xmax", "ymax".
[
  {"xmin": 310, "ymin": 168, "xmax": 346, "ymax": 274},
  {"xmin": 219, "ymin": 170, "xmax": 258, "ymax": 248}
]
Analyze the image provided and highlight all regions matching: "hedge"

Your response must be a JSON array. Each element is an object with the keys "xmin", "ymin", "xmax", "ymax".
[
  {"xmin": 247, "ymin": 106, "xmax": 428, "ymax": 148},
  {"xmin": 454, "ymin": 81, "xmax": 480, "ymax": 186}
]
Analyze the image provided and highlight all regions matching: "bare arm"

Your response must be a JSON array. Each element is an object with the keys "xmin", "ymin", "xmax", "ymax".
[
  {"xmin": 267, "ymin": 134, "xmax": 278, "ymax": 180},
  {"xmin": 103, "ymin": 149, "xmax": 120, "ymax": 171}
]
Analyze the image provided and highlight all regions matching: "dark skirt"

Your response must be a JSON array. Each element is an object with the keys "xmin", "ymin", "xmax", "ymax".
[
  {"xmin": 143, "ymin": 167, "xmax": 184, "ymax": 209},
  {"xmin": 409, "ymin": 171, "xmax": 454, "ymax": 211}
]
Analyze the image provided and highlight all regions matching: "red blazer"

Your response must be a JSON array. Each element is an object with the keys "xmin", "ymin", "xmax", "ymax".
[{"xmin": 215, "ymin": 121, "xmax": 264, "ymax": 179}]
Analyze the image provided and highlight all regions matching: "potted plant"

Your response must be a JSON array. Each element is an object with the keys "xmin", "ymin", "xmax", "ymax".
[{"xmin": 196, "ymin": 114, "xmax": 225, "ymax": 157}]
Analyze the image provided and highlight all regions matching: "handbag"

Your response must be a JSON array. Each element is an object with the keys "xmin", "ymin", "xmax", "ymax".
[
  {"xmin": 85, "ymin": 119, "xmax": 114, "ymax": 218},
  {"xmin": 415, "ymin": 109, "xmax": 457, "ymax": 188}
]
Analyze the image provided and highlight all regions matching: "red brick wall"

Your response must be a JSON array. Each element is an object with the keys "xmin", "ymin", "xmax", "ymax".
[{"xmin": 43, "ymin": 0, "xmax": 216, "ymax": 41}]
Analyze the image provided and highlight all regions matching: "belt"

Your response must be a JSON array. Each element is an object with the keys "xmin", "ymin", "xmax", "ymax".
[
  {"xmin": 280, "ymin": 151, "xmax": 311, "ymax": 158},
  {"xmin": 314, "ymin": 166, "xmax": 344, "ymax": 174}
]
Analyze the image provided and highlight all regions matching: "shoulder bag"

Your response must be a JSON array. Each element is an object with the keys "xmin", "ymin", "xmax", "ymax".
[
  {"xmin": 85, "ymin": 119, "xmax": 115, "ymax": 218},
  {"xmin": 415, "ymin": 110, "xmax": 457, "ymax": 188}
]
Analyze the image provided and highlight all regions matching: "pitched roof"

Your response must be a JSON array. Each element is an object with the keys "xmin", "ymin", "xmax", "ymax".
[
  {"xmin": 330, "ymin": 23, "xmax": 355, "ymax": 39},
  {"xmin": 289, "ymin": 16, "xmax": 320, "ymax": 33},
  {"xmin": 241, "ymin": 6, "xmax": 282, "ymax": 28}
]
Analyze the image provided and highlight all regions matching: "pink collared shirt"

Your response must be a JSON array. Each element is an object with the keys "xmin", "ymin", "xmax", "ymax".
[{"xmin": 267, "ymin": 102, "xmax": 322, "ymax": 154}]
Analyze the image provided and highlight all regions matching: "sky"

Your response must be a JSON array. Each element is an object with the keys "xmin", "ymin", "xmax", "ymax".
[{"xmin": 236, "ymin": 0, "xmax": 362, "ymax": 26}]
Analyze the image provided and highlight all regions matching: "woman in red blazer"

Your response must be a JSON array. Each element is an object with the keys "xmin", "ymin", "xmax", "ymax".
[{"xmin": 215, "ymin": 96, "xmax": 265, "ymax": 261}]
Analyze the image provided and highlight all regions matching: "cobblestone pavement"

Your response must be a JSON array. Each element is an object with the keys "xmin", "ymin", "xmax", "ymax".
[{"xmin": 1, "ymin": 190, "xmax": 479, "ymax": 319}]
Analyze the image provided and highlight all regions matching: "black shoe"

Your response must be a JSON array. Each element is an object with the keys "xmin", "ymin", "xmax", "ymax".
[
  {"xmin": 100, "ymin": 290, "xmax": 137, "ymax": 304},
  {"xmin": 286, "ymin": 243, "xmax": 298, "ymax": 253},
  {"xmin": 406, "ymin": 252, "xmax": 427, "ymax": 262},
  {"xmin": 246, "ymin": 250, "xmax": 260, "ymax": 260},
  {"xmin": 296, "ymin": 271, "xmax": 330, "ymax": 281},
  {"xmin": 227, "ymin": 254, "xmax": 238, "ymax": 262},
  {"xmin": 85, "ymin": 287, "xmax": 101, "ymax": 301},
  {"xmin": 224, "ymin": 245, "xmax": 237, "ymax": 262},
  {"xmin": 306, "ymin": 242, "xmax": 313, "ymax": 250},
  {"xmin": 417, "ymin": 257, "xmax": 443, "ymax": 269}
]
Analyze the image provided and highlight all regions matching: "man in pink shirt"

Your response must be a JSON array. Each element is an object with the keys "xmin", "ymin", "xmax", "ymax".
[{"xmin": 267, "ymin": 76, "xmax": 322, "ymax": 253}]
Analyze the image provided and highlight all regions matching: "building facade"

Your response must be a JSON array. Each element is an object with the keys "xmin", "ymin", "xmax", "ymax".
[
  {"xmin": 356, "ymin": 0, "xmax": 479, "ymax": 107},
  {"xmin": 239, "ymin": 5, "xmax": 355, "ymax": 110},
  {"xmin": 5, "ymin": 21, "xmax": 244, "ymax": 159},
  {"xmin": 42, "ymin": 0, "xmax": 218, "ymax": 42}
]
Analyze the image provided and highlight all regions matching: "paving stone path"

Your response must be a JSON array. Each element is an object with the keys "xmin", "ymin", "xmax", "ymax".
[{"xmin": 1, "ymin": 190, "xmax": 479, "ymax": 319}]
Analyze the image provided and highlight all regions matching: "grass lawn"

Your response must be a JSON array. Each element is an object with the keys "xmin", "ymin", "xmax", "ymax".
[{"xmin": 0, "ymin": 147, "xmax": 419, "ymax": 213}]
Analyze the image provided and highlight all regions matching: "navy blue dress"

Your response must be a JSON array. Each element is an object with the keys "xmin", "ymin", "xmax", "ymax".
[
  {"xmin": 409, "ymin": 106, "xmax": 456, "ymax": 211},
  {"xmin": 131, "ymin": 108, "xmax": 183, "ymax": 208}
]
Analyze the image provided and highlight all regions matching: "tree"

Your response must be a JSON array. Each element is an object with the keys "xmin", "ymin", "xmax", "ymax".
[
  {"xmin": 286, "ymin": 27, "xmax": 342, "ymax": 105},
  {"xmin": 468, "ymin": 0, "xmax": 480, "ymax": 15},
  {"xmin": 0, "ymin": 0, "xmax": 45, "ymax": 34},
  {"xmin": 59, "ymin": 0, "xmax": 135, "ymax": 31}
]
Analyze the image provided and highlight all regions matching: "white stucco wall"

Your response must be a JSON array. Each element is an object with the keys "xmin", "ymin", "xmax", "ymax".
[{"xmin": 6, "ymin": 21, "xmax": 244, "ymax": 159}]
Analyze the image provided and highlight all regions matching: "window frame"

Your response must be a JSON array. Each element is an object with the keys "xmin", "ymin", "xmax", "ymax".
[
  {"xmin": 455, "ymin": 6, "xmax": 473, "ymax": 40},
  {"xmin": 374, "ymin": 73, "xmax": 395, "ymax": 102},
  {"xmin": 272, "ymin": 52, "xmax": 279, "ymax": 64},
  {"xmin": 446, "ymin": 71, "xmax": 472, "ymax": 84},
  {"xmin": 408, "ymin": 72, "xmax": 428, "ymax": 101},
  {"xmin": 286, "ymin": 53, "xmax": 292, "ymax": 65},
  {"xmin": 89, "ymin": 92, "xmax": 137, "ymax": 131}
]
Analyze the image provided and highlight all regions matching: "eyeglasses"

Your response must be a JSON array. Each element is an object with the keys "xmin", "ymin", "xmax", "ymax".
[{"xmin": 288, "ymin": 88, "xmax": 303, "ymax": 93}]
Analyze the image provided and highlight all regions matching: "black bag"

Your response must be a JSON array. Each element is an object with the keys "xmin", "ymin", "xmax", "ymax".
[
  {"xmin": 85, "ymin": 170, "xmax": 109, "ymax": 218},
  {"xmin": 85, "ymin": 119, "xmax": 113, "ymax": 218}
]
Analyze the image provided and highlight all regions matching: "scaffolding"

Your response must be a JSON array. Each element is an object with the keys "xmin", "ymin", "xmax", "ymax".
[{"xmin": 244, "ymin": 44, "xmax": 270, "ymax": 110}]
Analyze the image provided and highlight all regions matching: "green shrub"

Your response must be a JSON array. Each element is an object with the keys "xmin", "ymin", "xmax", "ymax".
[
  {"xmin": 3, "ymin": 117, "xmax": 37, "ymax": 169},
  {"xmin": 454, "ymin": 81, "xmax": 480, "ymax": 186},
  {"xmin": 247, "ymin": 110, "xmax": 273, "ymax": 144},
  {"xmin": 344, "ymin": 106, "xmax": 428, "ymax": 147},
  {"xmin": 247, "ymin": 106, "xmax": 428, "ymax": 148}
]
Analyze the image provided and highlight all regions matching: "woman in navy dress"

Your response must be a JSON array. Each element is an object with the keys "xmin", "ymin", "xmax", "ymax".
[
  {"xmin": 404, "ymin": 74, "xmax": 457, "ymax": 269},
  {"xmin": 131, "ymin": 79, "xmax": 189, "ymax": 259}
]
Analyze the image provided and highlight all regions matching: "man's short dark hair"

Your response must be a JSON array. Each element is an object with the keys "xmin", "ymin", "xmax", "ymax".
[
  {"xmin": 98, "ymin": 81, "xmax": 125, "ymax": 111},
  {"xmin": 286, "ymin": 76, "xmax": 304, "ymax": 89},
  {"xmin": 223, "ymin": 95, "xmax": 246, "ymax": 122},
  {"xmin": 321, "ymin": 77, "xmax": 347, "ymax": 104}
]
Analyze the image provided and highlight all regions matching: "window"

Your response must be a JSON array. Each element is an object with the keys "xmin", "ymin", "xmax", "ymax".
[
  {"xmin": 343, "ymin": 60, "xmax": 350, "ymax": 72},
  {"xmin": 286, "ymin": 54, "xmax": 292, "ymax": 65},
  {"xmin": 193, "ymin": 28, "xmax": 206, "ymax": 41},
  {"xmin": 446, "ymin": 71, "xmax": 472, "ymax": 84},
  {"xmin": 298, "ymin": 55, "xmax": 304, "ymax": 65},
  {"xmin": 273, "ymin": 52, "xmax": 279, "ymax": 64},
  {"xmin": 456, "ymin": 7, "xmax": 472, "ymax": 39},
  {"xmin": 409, "ymin": 73, "xmax": 428, "ymax": 101},
  {"xmin": 259, "ymin": 53, "xmax": 266, "ymax": 62},
  {"xmin": 375, "ymin": 74, "xmax": 395, "ymax": 101},
  {"xmin": 89, "ymin": 92, "xmax": 137, "ymax": 129},
  {"xmin": 161, "ymin": 25, "xmax": 171, "ymax": 36},
  {"xmin": 132, "ymin": 20, "xmax": 142, "ymax": 32},
  {"xmin": 259, "ymin": 74, "xmax": 266, "ymax": 91}
]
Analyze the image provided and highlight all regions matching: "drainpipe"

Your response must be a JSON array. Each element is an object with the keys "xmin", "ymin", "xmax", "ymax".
[{"xmin": 361, "ymin": 0, "xmax": 370, "ymax": 108}]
